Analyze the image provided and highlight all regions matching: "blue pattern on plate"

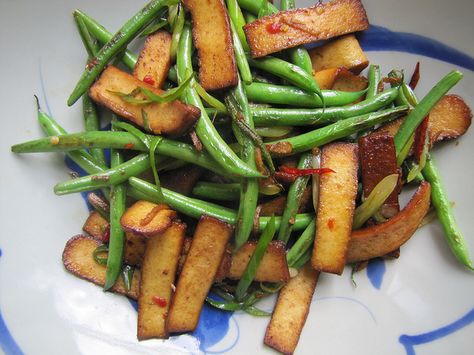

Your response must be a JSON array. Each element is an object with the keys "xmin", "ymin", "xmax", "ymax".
[
  {"xmin": 366, "ymin": 258, "xmax": 386, "ymax": 290},
  {"xmin": 0, "ymin": 249, "xmax": 24, "ymax": 355},
  {"xmin": 399, "ymin": 308, "xmax": 474, "ymax": 355}
]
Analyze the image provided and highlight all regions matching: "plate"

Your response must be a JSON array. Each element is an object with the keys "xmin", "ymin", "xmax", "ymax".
[{"xmin": 1, "ymin": 0, "xmax": 473, "ymax": 354}]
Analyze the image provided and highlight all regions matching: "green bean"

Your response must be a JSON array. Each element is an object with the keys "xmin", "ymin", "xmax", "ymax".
[
  {"xmin": 11, "ymin": 131, "xmax": 231, "ymax": 178},
  {"xmin": 394, "ymin": 70, "xmax": 463, "ymax": 156},
  {"xmin": 237, "ymin": 0, "xmax": 278, "ymax": 15},
  {"xmin": 247, "ymin": 56, "xmax": 320, "ymax": 93},
  {"xmin": 255, "ymin": 126, "xmax": 293, "ymax": 138},
  {"xmin": 286, "ymin": 219, "xmax": 316, "ymax": 268},
  {"xmin": 226, "ymin": 0, "xmax": 250, "ymax": 51},
  {"xmin": 277, "ymin": 152, "xmax": 312, "ymax": 244},
  {"xmin": 74, "ymin": 10, "xmax": 137, "ymax": 70},
  {"xmin": 169, "ymin": 3, "xmax": 184, "ymax": 61},
  {"xmin": 422, "ymin": 156, "xmax": 473, "ymax": 270},
  {"xmin": 192, "ymin": 182, "xmax": 240, "ymax": 201},
  {"xmin": 127, "ymin": 177, "xmax": 313, "ymax": 231},
  {"xmin": 246, "ymin": 82, "xmax": 367, "ymax": 108},
  {"xmin": 74, "ymin": 13, "xmax": 100, "ymax": 58},
  {"xmin": 229, "ymin": 21, "xmax": 253, "ymax": 85},
  {"xmin": 54, "ymin": 153, "xmax": 166, "ymax": 195},
  {"xmin": 68, "ymin": 0, "xmax": 175, "ymax": 105},
  {"xmin": 252, "ymin": 88, "xmax": 399, "ymax": 126},
  {"xmin": 236, "ymin": 215, "xmax": 276, "ymax": 300},
  {"xmin": 104, "ymin": 119, "xmax": 127, "ymax": 290},
  {"xmin": 266, "ymin": 105, "xmax": 408, "ymax": 156},
  {"xmin": 243, "ymin": 11, "xmax": 257, "ymax": 23},
  {"xmin": 366, "ymin": 64, "xmax": 381, "ymax": 100},
  {"xmin": 291, "ymin": 248, "xmax": 312, "ymax": 269},
  {"xmin": 176, "ymin": 24, "xmax": 262, "ymax": 178},
  {"xmin": 82, "ymin": 95, "xmax": 107, "ymax": 168},
  {"xmin": 226, "ymin": 79, "xmax": 259, "ymax": 249}
]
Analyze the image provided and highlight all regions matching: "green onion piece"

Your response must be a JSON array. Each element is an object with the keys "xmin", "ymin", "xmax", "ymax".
[
  {"xmin": 244, "ymin": 306, "xmax": 271, "ymax": 317},
  {"xmin": 149, "ymin": 137, "xmax": 165, "ymax": 201},
  {"xmin": 140, "ymin": 19, "xmax": 168, "ymax": 37},
  {"xmin": 169, "ymin": 3, "xmax": 184, "ymax": 60},
  {"xmin": 255, "ymin": 126, "xmax": 293, "ymax": 138},
  {"xmin": 407, "ymin": 131, "xmax": 429, "ymax": 182},
  {"xmin": 93, "ymin": 245, "xmax": 109, "ymax": 265},
  {"xmin": 205, "ymin": 297, "xmax": 242, "ymax": 311},
  {"xmin": 396, "ymin": 133, "xmax": 415, "ymax": 167},
  {"xmin": 286, "ymin": 219, "xmax": 316, "ymax": 268},
  {"xmin": 291, "ymin": 248, "xmax": 312, "ymax": 269},
  {"xmin": 352, "ymin": 174, "xmax": 399, "ymax": 229},
  {"xmin": 121, "ymin": 265, "xmax": 135, "ymax": 292},
  {"xmin": 235, "ymin": 215, "xmax": 276, "ymax": 300},
  {"xmin": 194, "ymin": 80, "xmax": 228, "ymax": 113}
]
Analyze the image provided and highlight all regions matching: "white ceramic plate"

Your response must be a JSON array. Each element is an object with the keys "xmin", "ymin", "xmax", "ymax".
[{"xmin": 1, "ymin": 0, "xmax": 473, "ymax": 354}]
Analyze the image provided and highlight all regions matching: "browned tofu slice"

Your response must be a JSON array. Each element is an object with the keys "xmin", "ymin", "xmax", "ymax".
[
  {"xmin": 227, "ymin": 241, "xmax": 290, "ymax": 283},
  {"xmin": 89, "ymin": 66, "xmax": 200, "ymax": 137},
  {"xmin": 124, "ymin": 231, "xmax": 147, "ymax": 266},
  {"xmin": 83, "ymin": 211, "xmax": 109, "ymax": 241},
  {"xmin": 182, "ymin": 0, "xmax": 238, "ymax": 90},
  {"xmin": 137, "ymin": 223, "xmax": 185, "ymax": 340},
  {"xmin": 133, "ymin": 31, "xmax": 172, "ymax": 89},
  {"xmin": 331, "ymin": 68, "xmax": 368, "ymax": 93},
  {"xmin": 160, "ymin": 165, "xmax": 204, "ymax": 196},
  {"xmin": 264, "ymin": 263, "xmax": 319, "ymax": 355},
  {"xmin": 313, "ymin": 67, "xmax": 341, "ymax": 90},
  {"xmin": 347, "ymin": 182, "xmax": 431, "ymax": 262},
  {"xmin": 312, "ymin": 143, "xmax": 359, "ymax": 274},
  {"xmin": 167, "ymin": 216, "xmax": 233, "ymax": 332},
  {"xmin": 243, "ymin": 0, "xmax": 369, "ymax": 58},
  {"xmin": 359, "ymin": 134, "xmax": 400, "ymax": 219},
  {"xmin": 120, "ymin": 200, "xmax": 177, "ymax": 237},
  {"xmin": 309, "ymin": 34, "xmax": 369, "ymax": 74},
  {"xmin": 62, "ymin": 235, "xmax": 140, "ymax": 299}
]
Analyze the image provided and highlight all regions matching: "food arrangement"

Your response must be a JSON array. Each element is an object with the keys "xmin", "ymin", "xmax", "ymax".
[{"xmin": 9, "ymin": 0, "xmax": 473, "ymax": 353}]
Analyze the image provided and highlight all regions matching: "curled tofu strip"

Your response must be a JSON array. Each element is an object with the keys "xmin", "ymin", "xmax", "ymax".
[
  {"xmin": 167, "ymin": 216, "xmax": 233, "ymax": 332},
  {"xmin": 89, "ymin": 66, "xmax": 200, "ymax": 136},
  {"xmin": 182, "ymin": 0, "xmax": 237, "ymax": 90},
  {"xmin": 133, "ymin": 31, "xmax": 172, "ymax": 89},
  {"xmin": 312, "ymin": 142, "xmax": 359, "ymax": 274},
  {"xmin": 244, "ymin": 0, "xmax": 369, "ymax": 58},
  {"xmin": 347, "ymin": 181, "xmax": 431, "ymax": 262},
  {"xmin": 309, "ymin": 34, "xmax": 369, "ymax": 74},
  {"xmin": 137, "ymin": 222, "xmax": 185, "ymax": 340},
  {"xmin": 264, "ymin": 263, "xmax": 319, "ymax": 355},
  {"xmin": 62, "ymin": 235, "xmax": 140, "ymax": 299}
]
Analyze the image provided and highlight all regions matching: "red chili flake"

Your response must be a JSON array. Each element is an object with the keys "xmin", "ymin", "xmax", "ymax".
[
  {"xmin": 409, "ymin": 62, "xmax": 421, "ymax": 90},
  {"xmin": 327, "ymin": 218, "xmax": 335, "ymax": 231},
  {"xmin": 124, "ymin": 143, "xmax": 134, "ymax": 149},
  {"xmin": 152, "ymin": 296, "xmax": 167, "ymax": 307},
  {"xmin": 102, "ymin": 226, "xmax": 110, "ymax": 243},
  {"xmin": 279, "ymin": 166, "xmax": 335, "ymax": 177},
  {"xmin": 413, "ymin": 116, "xmax": 429, "ymax": 163},
  {"xmin": 86, "ymin": 58, "xmax": 99, "ymax": 70},
  {"xmin": 143, "ymin": 75, "xmax": 155, "ymax": 86},
  {"xmin": 266, "ymin": 22, "xmax": 283, "ymax": 34}
]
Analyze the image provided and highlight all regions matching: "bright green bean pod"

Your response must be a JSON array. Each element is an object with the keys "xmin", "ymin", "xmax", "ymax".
[
  {"xmin": 252, "ymin": 88, "xmax": 398, "ymax": 126},
  {"xmin": 236, "ymin": 215, "xmax": 276, "ymax": 300},
  {"xmin": 394, "ymin": 70, "xmax": 463, "ymax": 156},
  {"xmin": 247, "ymin": 56, "xmax": 320, "ymax": 93},
  {"xmin": 54, "ymin": 153, "xmax": 166, "ymax": 195},
  {"xmin": 226, "ymin": 0, "xmax": 250, "ymax": 51},
  {"xmin": 127, "ymin": 177, "xmax": 312, "ymax": 232},
  {"xmin": 192, "ymin": 182, "xmax": 240, "ymax": 201},
  {"xmin": 226, "ymin": 78, "xmax": 259, "ymax": 249},
  {"xmin": 423, "ymin": 156, "xmax": 473, "ymax": 270},
  {"xmin": 267, "ymin": 106, "xmax": 408, "ymax": 156},
  {"xmin": 246, "ymin": 82, "xmax": 367, "ymax": 108},
  {"xmin": 277, "ymin": 152, "xmax": 312, "ymax": 244},
  {"xmin": 229, "ymin": 21, "xmax": 253, "ymax": 85},
  {"xmin": 82, "ymin": 95, "xmax": 107, "ymax": 168},
  {"xmin": 104, "ymin": 120, "xmax": 127, "ymax": 290},
  {"xmin": 176, "ymin": 24, "xmax": 262, "ymax": 178},
  {"xmin": 74, "ymin": 10, "xmax": 137, "ymax": 70},
  {"xmin": 286, "ymin": 219, "xmax": 316, "ymax": 268},
  {"xmin": 11, "ymin": 131, "xmax": 231, "ymax": 178},
  {"xmin": 237, "ymin": 0, "xmax": 278, "ymax": 15},
  {"xmin": 74, "ymin": 14, "xmax": 100, "ymax": 57},
  {"xmin": 68, "ymin": 0, "xmax": 175, "ymax": 105}
]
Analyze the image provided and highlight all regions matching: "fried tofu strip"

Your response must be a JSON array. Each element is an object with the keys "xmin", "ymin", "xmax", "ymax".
[
  {"xmin": 264, "ymin": 263, "xmax": 319, "ymax": 355},
  {"xmin": 182, "ymin": 0, "xmax": 238, "ymax": 90},
  {"xmin": 133, "ymin": 31, "xmax": 172, "ymax": 89},
  {"xmin": 309, "ymin": 34, "xmax": 368, "ymax": 74},
  {"xmin": 313, "ymin": 67, "xmax": 341, "ymax": 90},
  {"xmin": 167, "ymin": 216, "xmax": 233, "ymax": 332},
  {"xmin": 124, "ymin": 232, "xmax": 147, "ymax": 266},
  {"xmin": 160, "ymin": 165, "xmax": 204, "ymax": 196},
  {"xmin": 89, "ymin": 66, "xmax": 200, "ymax": 136},
  {"xmin": 83, "ymin": 211, "xmax": 109, "ymax": 240},
  {"xmin": 347, "ymin": 182, "xmax": 431, "ymax": 262},
  {"xmin": 137, "ymin": 223, "xmax": 185, "ymax": 340},
  {"xmin": 312, "ymin": 143, "xmax": 359, "ymax": 274},
  {"xmin": 120, "ymin": 200, "xmax": 177, "ymax": 237},
  {"xmin": 227, "ymin": 241, "xmax": 290, "ymax": 283},
  {"xmin": 331, "ymin": 68, "xmax": 368, "ymax": 93},
  {"xmin": 359, "ymin": 134, "xmax": 400, "ymax": 218},
  {"xmin": 244, "ymin": 0, "xmax": 369, "ymax": 58},
  {"xmin": 62, "ymin": 235, "xmax": 140, "ymax": 299}
]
